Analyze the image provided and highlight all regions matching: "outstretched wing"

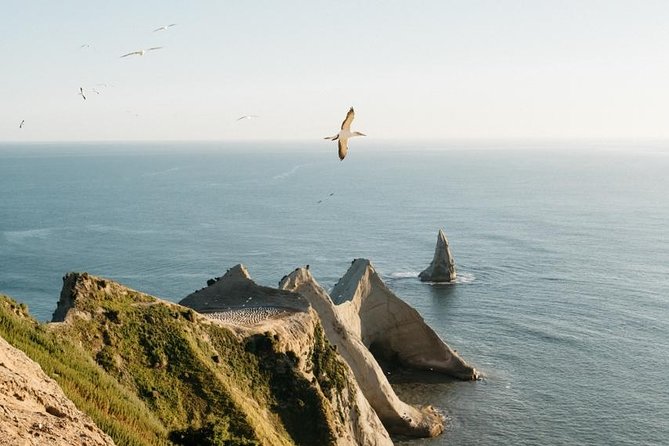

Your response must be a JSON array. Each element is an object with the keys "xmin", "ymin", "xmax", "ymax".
[
  {"xmin": 120, "ymin": 51, "xmax": 140, "ymax": 58},
  {"xmin": 338, "ymin": 137, "xmax": 348, "ymax": 160},
  {"xmin": 147, "ymin": 47, "xmax": 163, "ymax": 52},
  {"xmin": 340, "ymin": 107, "xmax": 354, "ymax": 130}
]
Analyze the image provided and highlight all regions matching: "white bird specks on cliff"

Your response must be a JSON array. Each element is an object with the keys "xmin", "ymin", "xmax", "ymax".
[
  {"xmin": 153, "ymin": 24, "xmax": 177, "ymax": 32},
  {"xmin": 120, "ymin": 47, "xmax": 163, "ymax": 58},
  {"xmin": 324, "ymin": 107, "xmax": 366, "ymax": 160}
]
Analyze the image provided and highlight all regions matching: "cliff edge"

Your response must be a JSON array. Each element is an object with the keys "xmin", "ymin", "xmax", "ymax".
[
  {"xmin": 331, "ymin": 259, "xmax": 478, "ymax": 380},
  {"xmin": 179, "ymin": 265, "xmax": 393, "ymax": 446},
  {"xmin": 280, "ymin": 267, "xmax": 444, "ymax": 437},
  {"xmin": 0, "ymin": 298, "xmax": 115, "ymax": 446}
]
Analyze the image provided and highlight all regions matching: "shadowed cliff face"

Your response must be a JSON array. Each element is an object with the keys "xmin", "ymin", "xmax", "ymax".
[
  {"xmin": 331, "ymin": 259, "xmax": 478, "ymax": 380},
  {"xmin": 280, "ymin": 268, "xmax": 444, "ymax": 438}
]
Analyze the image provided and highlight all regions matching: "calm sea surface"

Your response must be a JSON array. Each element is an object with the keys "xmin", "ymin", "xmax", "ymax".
[{"xmin": 1, "ymin": 142, "xmax": 668, "ymax": 445}]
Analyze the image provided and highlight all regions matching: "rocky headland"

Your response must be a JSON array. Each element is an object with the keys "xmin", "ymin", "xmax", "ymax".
[{"xmin": 0, "ymin": 259, "xmax": 478, "ymax": 445}]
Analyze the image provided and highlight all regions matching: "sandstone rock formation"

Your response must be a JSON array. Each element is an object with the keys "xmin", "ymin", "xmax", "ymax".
[
  {"xmin": 180, "ymin": 265, "xmax": 393, "ymax": 446},
  {"xmin": 331, "ymin": 259, "xmax": 478, "ymax": 380},
  {"xmin": 0, "ymin": 335, "xmax": 115, "ymax": 446},
  {"xmin": 280, "ymin": 267, "xmax": 444, "ymax": 437},
  {"xmin": 419, "ymin": 229, "xmax": 457, "ymax": 282},
  {"xmin": 180, "ymin": 264, "xmax": 310, "ymax": 323}
]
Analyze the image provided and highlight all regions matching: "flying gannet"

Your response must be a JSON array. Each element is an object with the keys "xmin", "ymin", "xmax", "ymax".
[
  {"xmin": 79, "ymin": 87, "xmax": 87, "ymax": 101},
  {"xmin": 153, "ymin": 24, "xmax": 177, "ymax": 32},
  {"xmin": 120, "ymin": 47, "xmax": 163, "ymax": 58},
  {"xmin": 236, "ymin": 115, "xmax": 259, "ymax": 121},
  {"xmin": 324, "ymin": 107, "xmax": 366, "ymax": 160}
]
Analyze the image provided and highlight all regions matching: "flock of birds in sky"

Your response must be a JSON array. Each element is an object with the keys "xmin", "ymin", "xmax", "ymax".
[{"xmin": 16, "ymin": 22, "xmax": 367, "ymax": 161}]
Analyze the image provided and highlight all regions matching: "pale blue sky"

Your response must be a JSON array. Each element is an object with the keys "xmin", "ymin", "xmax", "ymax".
[{"xmin": 1, "ymin": 1, "xmax": 668, "ymax": 142}]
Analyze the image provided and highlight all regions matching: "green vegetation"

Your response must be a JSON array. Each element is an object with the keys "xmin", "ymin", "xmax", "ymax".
[
  {"xmin": 0, "ymin": 295, "xmax": 166, "ymax": 446},
  {"xmin": 311, "ymin": 323, "xmax": 349, "ymax": 401},
  {"xmin": 0, "ymin": 273, "xmax": 357, "ymax": 446}
]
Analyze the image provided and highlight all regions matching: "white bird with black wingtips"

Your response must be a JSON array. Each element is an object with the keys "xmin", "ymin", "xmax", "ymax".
[
  {"xmin": 120, "ymin": 47, "xmax": 163, "ymax": 58},
  {"xmin": 324, "ymin": 107, "xmax": 366, "ymax": 160},
  {"xmin": 153, "ymin": 24, "xmax": 177, "ymax": 32}
]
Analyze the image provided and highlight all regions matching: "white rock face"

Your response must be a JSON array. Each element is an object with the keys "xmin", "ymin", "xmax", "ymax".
[
  {"xmin": 331, "ymin": 259, "xmax": 478, "ymax": 380},
  {"xmin": 281, "ymin": 268, "xmax": 443, "ymax": 438},
  {"xmin": 0, "ymin": 335, "xmax": 115, "ymax": 446},
  {"xmin": 419, "ymin": 229, "xmax": 457, "ymax": 282},
  {"xmin": 181, "ymin": 264, "xmax": 394, "ymax": 446}
]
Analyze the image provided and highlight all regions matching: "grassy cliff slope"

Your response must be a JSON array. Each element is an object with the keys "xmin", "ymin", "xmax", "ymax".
[{"xmin": 0, "ymin": 272, "xmax": 362, "ymax": 446}]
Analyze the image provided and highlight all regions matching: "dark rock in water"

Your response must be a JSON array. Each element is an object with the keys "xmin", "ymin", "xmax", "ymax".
[{"xmin": 419, "ymin": 229, "xmax": 456, "ymax": 282}]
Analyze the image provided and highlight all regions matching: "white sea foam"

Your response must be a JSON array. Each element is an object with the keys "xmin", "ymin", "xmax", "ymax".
[
  {"xmin": 3, "ymin": 228, "xmax": 53, "ymax": 243},
  {"xmin": 388, "ymin": 271, "xmax": 420, "ymax": 279},
  {"xmin": 455, "ymin": 272, "xmax": 476, "ymax": 284},
  {"xmin": 388, "ymin": 270, "xmax": 476, "ymax": 284},
  {"xmin": 272, "ymin": 165, "xmax": 301, "ymax": 180}
]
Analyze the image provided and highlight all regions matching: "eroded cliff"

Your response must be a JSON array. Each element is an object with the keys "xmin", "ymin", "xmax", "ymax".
[
  {"xmin": 280, "ymin": 267, "xmax": 444, "ymax": 437},
  {"xmin": 0, "ymin": 320, "xmax": 115, "ymax": 446},
  {"xmin": 331, "ymin": 259, "xmax": 478, "ymax": 380},
  {"xmin": 180, "ymin": 264, "xmax": 393, "ymax": 446}
]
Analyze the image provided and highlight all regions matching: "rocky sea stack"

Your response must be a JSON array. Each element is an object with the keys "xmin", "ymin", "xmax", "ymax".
[{"xmin": 419, "ymin": 229, "xmax": 457, "ymax": 282}]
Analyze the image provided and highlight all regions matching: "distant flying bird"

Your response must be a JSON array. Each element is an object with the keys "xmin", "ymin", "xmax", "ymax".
[
  {"xmin": 120, "ymin": 47, "xmax": 163, "ymax": 58},
  {"xmin": 79, "ymin": 87, "xmax": 86, "ymax": 101},
  {"xmin": 153, "ymin": 24, "xmax": 177, "ymax": 32},
  {"xmin": 80, "ymin": 44, "xmax": 90, "ymax": 49},
  {"xmin": 236, "ymin": 115, "xmax": 259, "ymax": 121},
  {"xmin": 19, "ymin": 120, "xmax": 25, "ymax": 129},
  {"xmin": 324, "ymin": 107, "xmax": 366, "ymax": 160}
]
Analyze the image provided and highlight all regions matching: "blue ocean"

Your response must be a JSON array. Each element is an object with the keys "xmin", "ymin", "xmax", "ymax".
[{"xmin": 1, "ymin": 142, "xmax": 668, "ymax": 445}]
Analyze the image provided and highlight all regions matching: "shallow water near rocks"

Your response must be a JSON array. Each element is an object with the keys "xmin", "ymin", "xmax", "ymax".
[{"xmin": 1, "ymin": 142, "xmax": 668, "ymax": 445}]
